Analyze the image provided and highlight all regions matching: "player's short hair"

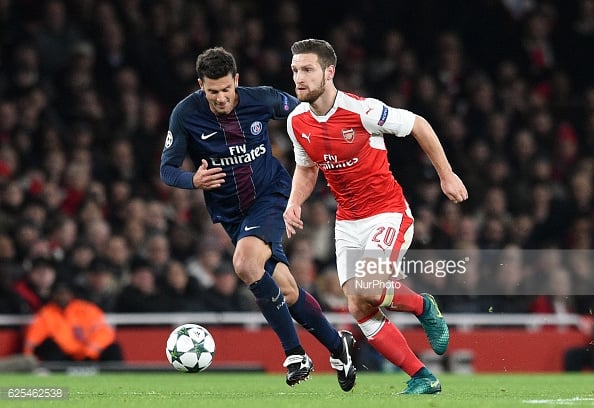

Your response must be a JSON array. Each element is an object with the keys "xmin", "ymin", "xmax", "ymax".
[
  {"xmin": 195, "ymin": 47, "xmax": 237, "ymax": 80},
  {"xmin": 291, "ymin": 39, "xmax": 337, "ymax": 70}
]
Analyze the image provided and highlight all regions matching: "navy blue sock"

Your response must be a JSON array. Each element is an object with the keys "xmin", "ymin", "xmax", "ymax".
[
  {"xmin": 249, "ymin": 273, "xmax": 302, "ymax": 355},
  {"xmin": 289, "ymin": 288, "xmax": 342, "ymax": 356}
]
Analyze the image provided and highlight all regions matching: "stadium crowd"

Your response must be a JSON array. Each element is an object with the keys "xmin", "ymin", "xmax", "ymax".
[{"xmin": 1, "ymin": 0, "xmax": 594, "ymax": 317}]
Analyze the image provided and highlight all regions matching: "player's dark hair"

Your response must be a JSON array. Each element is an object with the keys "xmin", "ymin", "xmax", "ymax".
[
  {"xmin": 195, "ymin": 47, "xmax": 237, "ymax": 80},
  {"xmin": 290, "ymin": 39, "xmax": 337, "ymax": 70}
]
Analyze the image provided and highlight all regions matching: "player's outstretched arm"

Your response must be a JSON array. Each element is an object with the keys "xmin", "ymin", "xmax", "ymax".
[
  {"xmin": 284, "ymin": 165, "xmax": 318, "ymax": 238},
  {"xmin": 410, "ymin": 115, "xmax": 468, "ymax": 204},
  {"xmin": 192, "ymin": 159, "xmax": 226, "ymax": 190}
]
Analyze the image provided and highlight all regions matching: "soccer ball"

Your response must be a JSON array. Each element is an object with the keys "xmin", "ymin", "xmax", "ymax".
[{"xmin": 165, "ymin": 323, "xmax": 216, "ymax": 372}]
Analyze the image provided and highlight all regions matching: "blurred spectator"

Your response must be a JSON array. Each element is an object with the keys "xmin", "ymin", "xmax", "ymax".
[
  {"xmin": 20, "ymin": 199, "xmax": 49, "ymax": 231},
  {"xmin": 0, "ymin": 233, "xmax": 16, "ymax": 262},
  {"xmin": 564, "ymin": 171, "xmax": 594, "ymax": 223},
  {"xmin": 436, "ymin": 200, "xmax": 463, "ymax": 245},
  {"xmin": 444, "ymin": 244, "xmax": 487, "ymax": 313},
  {"xmin": 0, "ymin": 181, "xmax": 25, "ymax": 233},
  {"xmin": 76, "ymin": 257, "xmax": 119, "ymax": 313},
  {"xmin": 185, "ymin": 236, "xmax": 224, "ymax": 290},
  {"xmin": 23, "ymin": 281, "xmax": 122, "ymax": 362},
  {"xmin": 508, "ymin": 213, "xmax": 535, "ymax": 247},
  {"xmin": 83, "ymin": 218, "xmax": 111, "ymax": 255},
  {"xmin": 167, "ymin": 223, "xmax": 196, "ymax": 263},
  {"xmin": 143, "ymin": 200, "xmax": 169, "ymax": 235},
  {"xmin": 304, "ymin": 200, "xmax": 335, "ymax": 270},
  {"xmin": 115, "ymin": 256, "xmax": 168, "ymax": 312},
  {"xmin": 122, "ymin": 218, "xmax": 147, "ymax": 255},
  {"xmin": 0, "ymin": 260, "xmax": 28, "ymax": 314},
  {"xmin": 528, "ymin": 265, "xmax": 575, "ymax": 315},
  {"xmin": 105, "ymin": 179, "xmax": 133, "ymax": 228},
  {"xmin": 567, "ymin": 251, "xmax": 594, "ymax": 314},
  {"xmin": 315, "ymin": 266, "xmax": 348, "ymax": 313},
  {"xmin": 100, "ymin": 139, "xmax": 140, "ymax": 186},
  {"xmin": 144, "ymin": 232, "xmax": 170, "ymax": 276},
  {"xmin": 46, "ymin": 215, "xmax": 78, "ymax": 262},
  {"xmin": 290, "ymin": 257, "xmax": 321, "ymax": 303},
  {"xmin": 527, "ymin": 182, "xmax": 566, "ymax": 248},
  {"xmin": 65, "ymin": 241, "xmax": 95, "ymax": 277},
  {"xmin": 166, "ymin": 188, "xmax": 193, "ymax": 225},
  {"xmin": 11, "ymin": 256, "xmax": 57, "ymax": 313},
  {"xmin": 482, "ymin": 245, "xmax": 532, "ymax": 313},
  {"xmin": 160, "ymin": 260, "xmax": 205, "ymax": 312},
  {"xmin": 478, "ymin": 216, "xmax": 508, "ymax": 250},
  {"xmin": 102, "ymin": 234, "xmax": 130, "ymax": 279},
  {"xmin": 410, "ymin": 205, "xmax": 452, "ymax": 249},
  {"xmin": 202, "ymin": 262, "xmax": 257, "ymax": 312},
  {"xmin": 59, "ymin": 160, "xmax": 92, "ymax": 216},
  {"xmin": 34, "ymin": 0, "xmax": 83, "ymax": 78},
  {"xmin": 452, "ymin": 215, "xmax": 479, "ymax": 250}
]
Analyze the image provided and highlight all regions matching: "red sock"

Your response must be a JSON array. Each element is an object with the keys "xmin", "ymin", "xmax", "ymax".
[
  {"xmin": 359, "ymin": 312, "xmax": 424, "ymax": 376},
  {"xmin": 379, "ymin": 280, "xmax": 424, "ymax": 315}
]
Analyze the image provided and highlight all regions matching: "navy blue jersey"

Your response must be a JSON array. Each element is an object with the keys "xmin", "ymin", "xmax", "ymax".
[{"xmin": 160, "ymin": 86, "xmax": 299, "ymax": 224}]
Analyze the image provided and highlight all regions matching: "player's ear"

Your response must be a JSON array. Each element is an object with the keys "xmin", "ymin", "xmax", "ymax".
[
  {"xmin": 233, "ymin": 73, "xmax": 239, "ymax": 87},
  {"xmin": 326, "ymin": 65, "xmax": 335, "ymax": 81},
  {"xmin": 198, "ymin": 78, "xmax": 204, "ymax": 90}
]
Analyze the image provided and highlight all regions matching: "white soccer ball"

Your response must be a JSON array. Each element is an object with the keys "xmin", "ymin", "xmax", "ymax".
[{"xmin": 165, "ymin": 323, "xmax": 216, "ymax": 372}]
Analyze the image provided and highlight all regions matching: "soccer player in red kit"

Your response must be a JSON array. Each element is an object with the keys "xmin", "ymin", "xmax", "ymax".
[{"xmin": 284, "ymin": 39, "xmax": 468, "ymax": 394}]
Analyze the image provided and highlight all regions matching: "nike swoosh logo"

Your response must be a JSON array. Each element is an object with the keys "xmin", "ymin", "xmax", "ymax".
[
  {"xmin": 244, "ymin": 225, "xmax": 260, "ymax": 231},
  {"xmin": 272, "ymin": 289, "xmax": 282, "ymax": 302},
  {"xmin": 201, "ymin": 132, "xmax": 217, "ymax": 140},
  {"xmin": 342, "ymin": 337, "xmax": 352, "ymax": 374},
  {"xmin": 430, "ymin": 381, "xmax": 439, "ymax": 388}
]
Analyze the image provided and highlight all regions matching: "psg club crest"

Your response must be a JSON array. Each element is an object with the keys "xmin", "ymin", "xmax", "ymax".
[
  {"xmin": 250, "ymin": 121, "xmax": 263, "ymax": 135},
  {"xmin": 342, "ymin": 128, "xmax": 355, "ymax": 143}
]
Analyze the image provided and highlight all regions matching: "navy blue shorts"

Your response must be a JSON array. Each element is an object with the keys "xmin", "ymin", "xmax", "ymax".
[{"xmin": 222, "ymin": 192, "xmax": 289, "ymax": 276}]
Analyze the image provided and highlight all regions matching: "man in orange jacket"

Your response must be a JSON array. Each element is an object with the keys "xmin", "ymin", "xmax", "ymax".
[{"xmin": 23, "ymin": 281, "xmax": 123, "ymax": 361}]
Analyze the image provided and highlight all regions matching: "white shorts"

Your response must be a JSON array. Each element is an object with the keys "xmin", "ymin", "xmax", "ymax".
[{"xmin": 335, "ymin": 209, "xmax": 414, "ymax": 287}]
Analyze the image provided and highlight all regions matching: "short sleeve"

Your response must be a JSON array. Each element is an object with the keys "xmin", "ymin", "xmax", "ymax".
[{"xmin": 360, "ymin": 98, "xmax": 416, "ymax": 137}]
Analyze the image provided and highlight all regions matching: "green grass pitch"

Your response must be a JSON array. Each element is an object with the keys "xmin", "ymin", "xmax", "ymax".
[{"xmin": 1, "ymin": 372, "xmax": 594, "ymax": 407}]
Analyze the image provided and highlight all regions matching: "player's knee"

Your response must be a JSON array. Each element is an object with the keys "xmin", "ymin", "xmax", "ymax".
[{"xmin": 232, "ymin": 255, "xmax": 261, "ymax": 284}]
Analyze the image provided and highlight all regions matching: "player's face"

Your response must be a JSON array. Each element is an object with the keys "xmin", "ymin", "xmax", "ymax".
[
  {"xmin": 199, "ymin": 73, "xmax": 239, "ymax": 115},
  {"xmin": 291, "ymin": 53, "xmax": 328, "ymax": 103}
]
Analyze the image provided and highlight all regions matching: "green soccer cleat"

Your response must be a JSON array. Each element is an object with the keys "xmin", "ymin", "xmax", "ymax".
[
  {"xmin": 398, "ymin": 375, "xmax": 442, "ymax": 395},
  {"xmin": 417, "ymin": 293, "xmax": 449, "ymax": 355}
]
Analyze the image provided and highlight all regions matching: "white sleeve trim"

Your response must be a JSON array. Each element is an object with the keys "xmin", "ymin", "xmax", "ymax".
[
  {"xmin": 360, "ymin": 98, "xmax": 415, "ymax": 137},
  {"xmin": 287, "ymin": 114, "xmax": 316, "ymax": 167}
]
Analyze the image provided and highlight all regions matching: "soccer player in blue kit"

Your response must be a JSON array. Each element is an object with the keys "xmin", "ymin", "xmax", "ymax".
[{"xmin": 160, "ymin": 47, "xmax": 356, "ymax": 390}]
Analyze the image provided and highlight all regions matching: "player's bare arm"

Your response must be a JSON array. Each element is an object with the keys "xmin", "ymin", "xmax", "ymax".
[
  {"xmin": 284, "ymin": 165, "xmax": 319, "ymax": 238},
  {"xmin": 410, "ymin": 115, "xmax": 468, "ymax": 204},
  {"xmin": 192, "ymin": 159, "xmax": 226, "ymax": 190}
]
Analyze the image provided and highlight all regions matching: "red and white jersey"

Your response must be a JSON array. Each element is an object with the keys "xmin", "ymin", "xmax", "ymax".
[{"xmin": 287, "ymin": 91, "xmax": 416, "ymax": 221}]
